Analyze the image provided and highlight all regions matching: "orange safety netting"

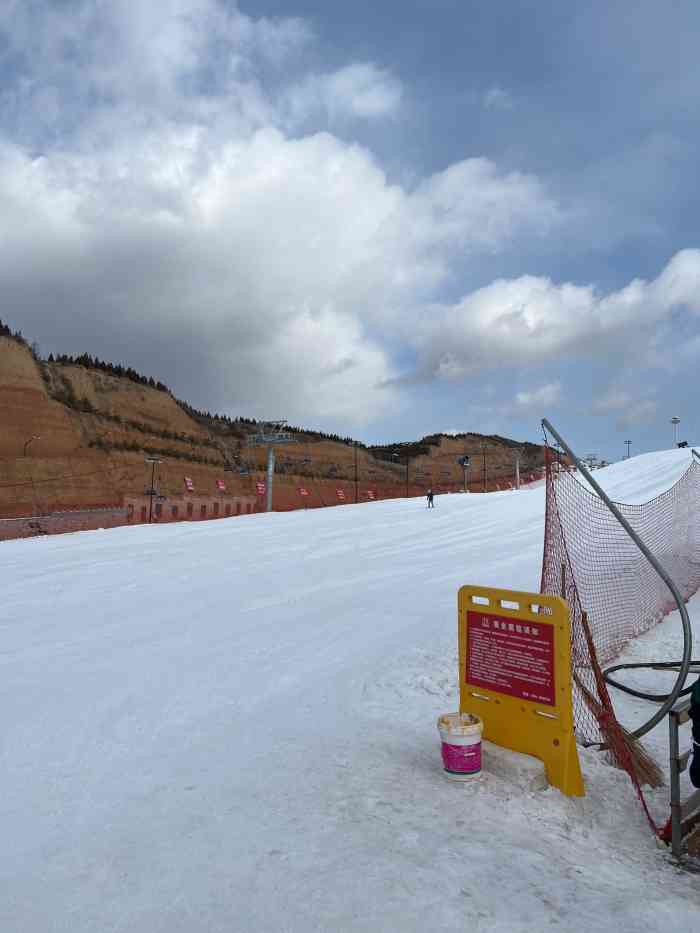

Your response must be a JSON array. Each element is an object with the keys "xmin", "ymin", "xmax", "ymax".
[{"xmin": 540, "ymin": 447, "xmax": 700, "ymax": 745}]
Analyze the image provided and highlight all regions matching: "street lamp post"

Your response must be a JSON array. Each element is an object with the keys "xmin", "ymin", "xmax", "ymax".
[
  {"xmin": 392, "ymin": 450, "xmax": 409, "ymax": 497},
  {"xmin": 354, "ymin": 441, "xmax": 359, "ymax": 504},
  {"xmin": 457, "ymin": 455, "xmax": 470, "ymax": 492},
  {"xmin": 671, "ymin": 416, "xmax": 681, "ymax": 447},
  {"xmin": 480, "ymin": 442, "xmax": 488, "ymax": 492},
  {"xmin": 23, "ymin": 435, "xmax": 40, "ymax": 457},
  {"xmin": 145, "ymin": 456, "xmax": 162, "ymax": 523}
]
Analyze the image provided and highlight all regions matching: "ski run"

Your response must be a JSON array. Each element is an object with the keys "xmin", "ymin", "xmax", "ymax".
[{"xmin": 2, "ymin": 447, "xmax": 700, "ymax": 932}]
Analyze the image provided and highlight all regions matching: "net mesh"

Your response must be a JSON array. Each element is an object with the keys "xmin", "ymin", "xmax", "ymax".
[{"xmin": 540, "ymin": 446, "xmax": 700, "ymax": 745}]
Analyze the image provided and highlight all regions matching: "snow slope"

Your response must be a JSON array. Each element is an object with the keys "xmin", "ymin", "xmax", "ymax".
[{"xmin": 1, "ymin": 450, "xmax": 699, "ymax": 932}]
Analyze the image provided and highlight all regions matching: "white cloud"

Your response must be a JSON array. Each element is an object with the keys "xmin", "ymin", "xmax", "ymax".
[
  {"xmin": 470, "ymin": 382, "xmax": 562, "ymax": 419},
  {"xmin": 325, "ymin": 64, "xmax": 402, "ymax": 118},
  {"xmin": 404, "ymin": 159, "xmax": 560, "ymax": 258},
  {"xmin": 1, "ymin": 1, "xmax": 695, "ymax": 440},
  {"xmin": 0, "ymin": 0, "xmax": 312, "ymax": 145},
  {"xmin": 615, "ymin": 401, "xmax": 658, "ymax": 430},
  {"xmin": 0, "ymin": 0, "xmax": 593, "ymax": 429},
  {"xmin": 417, "ymin": 250, "xmax": 700, "ymax": 380},
  {"xmin": 0, "ymin": 114, "xmax": 560, "ymax": 424},
  {"xmin": 483, "ymin": 87, "xmax": 513, "ymax": 111},
  {"xmin": 282, "ymin": 63, "xmax": 403, "ymax": 126},
  {"xmin": 513, "ymin": 382, "xmax": 561, "ymax": 410},
  {"xmin": 587, "ymin": 389, "xmax": 658, "ymax": 429}
]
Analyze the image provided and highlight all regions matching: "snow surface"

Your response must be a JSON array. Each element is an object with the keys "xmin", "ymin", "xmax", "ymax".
[{"xmin": 2, "ymin": 449, "xmax": 700, "ymax": 932}]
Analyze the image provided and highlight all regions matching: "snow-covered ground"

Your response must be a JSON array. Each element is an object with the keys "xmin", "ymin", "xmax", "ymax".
[{"xmin": 2, "ymin": 449, "xmax": 699, "ymax": 932}]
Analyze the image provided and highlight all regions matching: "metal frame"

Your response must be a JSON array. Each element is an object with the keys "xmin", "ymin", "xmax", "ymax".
[{"xmin": 669, "ymin": 695, "xmax": 700, "ymax": 858}]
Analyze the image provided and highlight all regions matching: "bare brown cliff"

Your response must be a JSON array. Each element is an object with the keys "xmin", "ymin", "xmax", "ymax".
[{"xmin": 0, "ymin": 336, "xmax": 545, "ymax": 517}]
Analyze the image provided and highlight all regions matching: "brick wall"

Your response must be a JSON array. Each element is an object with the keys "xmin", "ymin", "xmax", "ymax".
[
  {"xmin": 0, "ymin": 492, "xmax": 259, "ymax": 542},
  {"xmin": 124, "ymin": 494, "xmax": 258, "ymax": 524},
  {"xmin": 0, "ymin": 507, "xmax": 129, "ymax": 541}
]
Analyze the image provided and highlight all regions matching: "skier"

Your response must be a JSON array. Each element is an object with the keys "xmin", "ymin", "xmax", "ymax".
[{"xmin": 427, "ymin": 488, "xmax": 434, "ymax": 508}]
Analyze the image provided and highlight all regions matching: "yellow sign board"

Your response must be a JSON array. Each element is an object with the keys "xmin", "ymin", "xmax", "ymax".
[{"xmin": 458, "ymin": 584, "xmax": 584, "ymax": 797}]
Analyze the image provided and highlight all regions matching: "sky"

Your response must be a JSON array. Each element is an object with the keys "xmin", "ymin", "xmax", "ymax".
[{"xmin": 1, "ymin": 0, "xmax": 699, "ymax": 460}]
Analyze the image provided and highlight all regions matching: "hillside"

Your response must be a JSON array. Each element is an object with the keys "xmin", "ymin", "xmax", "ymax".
[{"xmin": 0, "ymin": 332, "xmax": 546, "ymax": 516}]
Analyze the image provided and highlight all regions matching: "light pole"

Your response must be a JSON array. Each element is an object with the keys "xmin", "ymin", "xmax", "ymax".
[
  {"xmin": 354, "ymin": 441, "xmax": 359, "ymax": 504},
  {"xmin": 23, "ymin": 435, "xmax": 40, "ymax": 457},
  {"xmin": 457, "ymin": 455, "xmax": 470, "ymax": 492},
  {"xmin": 671, "ymin": 416, "xmax": 680, "ymax": 447},
  {"xmin": 145, "ymin": 456, "xmax": 162, "ymax": 523},
  {"xmin": 480, "ymin": 441, "xmax": 488, "ymax": 492},
  {"xmin": 624, "ymin": 440, "xmax": 631, "ymax": 459},
  {"xmin": 392, "ymin": 450, "xmax": 409, "ymax": 497},
  {"xmin": 514, "ymin": 449, "xmax": 521, "ymax": 490}
]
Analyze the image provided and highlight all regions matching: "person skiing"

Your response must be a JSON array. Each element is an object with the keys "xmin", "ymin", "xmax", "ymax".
[{"xmin": 427, "ymin": 488, "xmax": 434, "ymax": 508}]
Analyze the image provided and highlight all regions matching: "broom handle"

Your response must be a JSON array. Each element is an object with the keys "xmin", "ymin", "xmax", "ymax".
[
  {"xmin": 580, "ymin": 611, "xmax": 612, "ymax": 706},
  {"xmin": 542, "ymin": 418, "xmax": 692, "ymax": 739}
]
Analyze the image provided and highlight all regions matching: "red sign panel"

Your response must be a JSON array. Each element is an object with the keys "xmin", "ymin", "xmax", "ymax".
[
  {"xmin": 256, "ymin": 482, "xmax": 266, "ymax": 495},
  {"xmin": 216, "ymin": 479, "xmax": 226, "ymax": 491},
  {"xmin": 466, "ymin": 610, "xmax": 555, "ymax": 706},
  {"xmin": 336, "ymin": 489, "xmax": 346, "ymax": 500},
  {"xmin": 184, "ymin": 476, "xmax": 194, "ymax": 491},
  {"xmin": 299, "ymin": 487, "xmax": 309, "ymax": 497}
]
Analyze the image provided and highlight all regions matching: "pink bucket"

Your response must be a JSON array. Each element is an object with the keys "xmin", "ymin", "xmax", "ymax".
[{"xmin": 437, "ymin": 712, "xmax": 483, "ymax": 781}]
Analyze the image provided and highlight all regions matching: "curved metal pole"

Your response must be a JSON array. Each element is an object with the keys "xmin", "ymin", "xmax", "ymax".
[{"xmin": 542, "ymin": 418, "xmax": 692, "ymax": 738}]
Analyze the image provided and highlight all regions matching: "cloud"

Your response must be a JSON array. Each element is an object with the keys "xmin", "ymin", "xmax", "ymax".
[
  {"xmin": 283, "ymin": 63, "xmax": 403, "ymax": 126},
  {"xmin": 16, "ymin": 0, "xmax": 692, "ymax": 437},
  {"xmin": 0, "ymin": 0, "xmax": 564, "ymax": 429},
  {"xmin": 587, "ymin": 389, "xmax": 658, "ymax": 430},
  {"xmin": 405, "ymin": 158, "xmax": 560, "ymax": 257},
  {"xmin": 0, "ymin": 0, "xmax": 313, "ymax": 145},
  {"xmin": 0, "ymin": 110, "xmax": 560, "ymax": 425},
  {"xmin": 512, "ymin": 382, "xmax": 561, "ymax": 411},
  {"xmin": 416, "ymin": 249, "xmax": 700, "ymax": 381},
  {"xmin": 483, "ymin": 87, "xmax": 513, "ymax": 111},
  {"xmin": 464, "ymin": 382, "xmax": 561, "ymax": 420}
]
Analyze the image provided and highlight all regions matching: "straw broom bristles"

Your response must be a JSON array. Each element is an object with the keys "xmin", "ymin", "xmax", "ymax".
[
  {"xmin": 573, "ymin": 669, "xmax": 665, "ymax": 788},
  {"xmin": 577, "ymin": 611, "xmax": 665, "ymax": 789}
]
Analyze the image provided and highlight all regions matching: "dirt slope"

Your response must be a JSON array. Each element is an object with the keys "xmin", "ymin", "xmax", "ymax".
[{"xmin": 0, "ymin": 337, "xmax": 545, "ymax": 516}]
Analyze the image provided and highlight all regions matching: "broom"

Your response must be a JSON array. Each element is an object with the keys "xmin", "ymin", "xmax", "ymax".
[{"xmin": 576, "ymin": 611, "xmax": 664, "ymax": 789}]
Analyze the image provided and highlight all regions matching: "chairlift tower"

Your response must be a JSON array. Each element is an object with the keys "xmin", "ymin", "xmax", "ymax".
[{"xmin": 246, "ymin": 420, "xmax": 296, "ymax": 512}]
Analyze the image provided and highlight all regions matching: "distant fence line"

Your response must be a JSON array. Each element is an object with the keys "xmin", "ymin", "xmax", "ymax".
[
  {"xmin": 0, "ymin": 472, "xmax": 545, "ymax": 542},
  {"xmin": 0, "ymin": 507, "xmax": 129, "ymax": 542}
]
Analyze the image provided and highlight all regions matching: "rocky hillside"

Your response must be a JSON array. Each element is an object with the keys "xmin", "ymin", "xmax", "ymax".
[{"xmin": 0, "ymin": 332, "xmax": 546, "ymax": 516}]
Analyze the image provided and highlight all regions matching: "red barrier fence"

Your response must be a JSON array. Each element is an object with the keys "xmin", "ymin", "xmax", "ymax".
[
  {"xmin": 0, "ymin": 507, "xmax": 129, "ymax": 541},
  {"xmin": 540, "ymin": 447, "xmax": 700, "ymax": 745}
]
